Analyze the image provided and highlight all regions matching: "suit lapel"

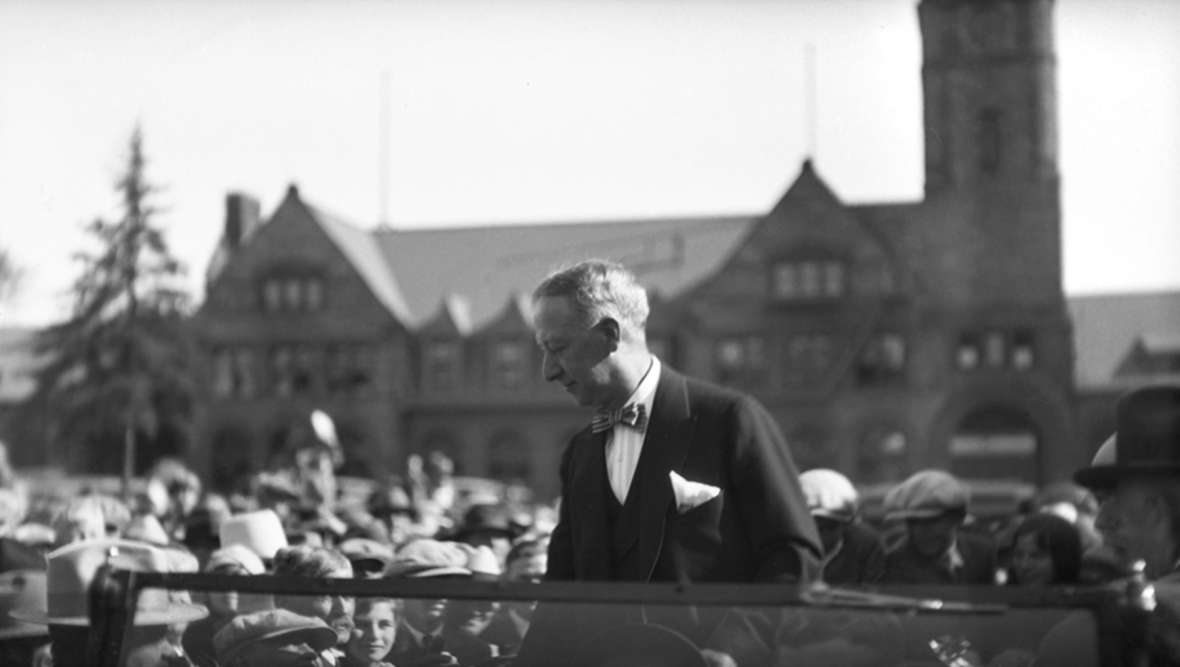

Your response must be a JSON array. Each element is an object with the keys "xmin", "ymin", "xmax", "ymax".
[
  {"xmin": 635, "ymin": 366, "xmax": 696, "ymax": 580},
  {"xmin": 569, "ymin": 427, "xmax": 612, "ymax": 579}
]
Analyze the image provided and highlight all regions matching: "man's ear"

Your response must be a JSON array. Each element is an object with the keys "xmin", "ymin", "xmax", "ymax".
[{"xmin": 594, "ymin": 317, "xmax": 621, "ymax": 349}]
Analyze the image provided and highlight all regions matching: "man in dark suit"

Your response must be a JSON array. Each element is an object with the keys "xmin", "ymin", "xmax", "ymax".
[{"xmin": 521, "ymin": 260, "xmax": 821, "ymax": 664}]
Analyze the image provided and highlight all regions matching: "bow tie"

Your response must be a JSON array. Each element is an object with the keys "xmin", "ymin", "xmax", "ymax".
[{"xmin": 590, "ymin": 403, "xmax": 647, "ymax": 434}]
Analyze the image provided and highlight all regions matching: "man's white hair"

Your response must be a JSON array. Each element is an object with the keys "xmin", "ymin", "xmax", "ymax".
[{"xmin": 532, "ymin": 259, "xmax": 650, "ymax": 334}]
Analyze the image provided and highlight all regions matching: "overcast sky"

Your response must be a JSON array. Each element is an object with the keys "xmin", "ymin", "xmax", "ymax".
[{"xmin": 1, "ymin": 0, "xmax": 1177, "ymax": 327}]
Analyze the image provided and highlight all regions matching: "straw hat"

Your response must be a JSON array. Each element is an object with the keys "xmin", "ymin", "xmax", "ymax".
[
  {"xmin": 10, "ymin": 538, "xmax": 208, "ymax": 626},
  {"xmin": 799, "ymin": 469, "xmax": 859, "ymax": 523},
  {"xmin": 219, "ymin": 510, "xmax": 288, "ymax": 561},
  {"xmin": 0, "ymin": 570, "xmax": 49, "ymax": 639}
]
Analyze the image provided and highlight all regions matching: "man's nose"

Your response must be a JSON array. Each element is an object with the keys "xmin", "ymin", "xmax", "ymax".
[
  {"xmin": 542, "ymin": 352, "xmax": 561, "ymax": 382},
  {"xmin": 1095, "ymin": 501, "xmax": 1118, "ymax": 535}
]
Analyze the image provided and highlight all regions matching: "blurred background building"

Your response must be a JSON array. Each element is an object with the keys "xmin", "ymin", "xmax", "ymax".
[{"xmin": 2, "ymin": 0, "xmax": 1177, "ymax": 497}]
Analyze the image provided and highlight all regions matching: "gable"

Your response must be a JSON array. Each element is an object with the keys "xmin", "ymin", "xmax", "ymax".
[{"xmin": 688, "ymin": 161, "xmax": 903, "ymax": 305}]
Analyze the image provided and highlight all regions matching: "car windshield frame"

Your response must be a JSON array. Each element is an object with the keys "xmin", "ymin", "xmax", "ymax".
[{"xmin": 84, "ymin": 568, "xmax": 1155, "ymax": 667}]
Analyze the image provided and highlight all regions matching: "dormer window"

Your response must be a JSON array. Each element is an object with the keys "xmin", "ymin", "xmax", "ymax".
[
  {"xmin": 260, "ymin": 271, "xmax": 326, "ymax": 313},
  {"xmin": 772, "ymin": 259, "xmax": 845, "ymax": 300},
  {"xmin": 491, "ymin": 340, "xmax": 527, "ymax": 390}
]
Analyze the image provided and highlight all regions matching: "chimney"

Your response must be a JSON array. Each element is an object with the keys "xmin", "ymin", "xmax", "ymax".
[{"xmin": 224, "ymin": 192, "xmax": 261, "ymax": 249}]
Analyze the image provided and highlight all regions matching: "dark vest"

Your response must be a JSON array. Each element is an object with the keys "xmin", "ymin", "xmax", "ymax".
[{"xmin": 604, "ymin": 462, "xmax": 646, "ymax": 581}]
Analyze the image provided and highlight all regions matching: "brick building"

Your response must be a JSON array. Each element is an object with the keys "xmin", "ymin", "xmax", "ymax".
[{"xmin": 188, "ymin": 0, "xmax": 1108, "ymax": 496}]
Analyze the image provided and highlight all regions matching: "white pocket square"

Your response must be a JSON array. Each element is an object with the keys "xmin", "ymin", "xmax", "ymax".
[{"xmin": 669, "ymin": 471, "xmax": 721, "ymax": 514}]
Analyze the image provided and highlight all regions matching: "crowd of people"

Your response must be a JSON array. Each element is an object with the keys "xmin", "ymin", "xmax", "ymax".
[
  {"xmin": 0, "ymin": 415, "xmax": 1164, "ymax": 667},
  {"xmin": 0, "ymin": 260, "xmax": 1176, "ymax": 666}
]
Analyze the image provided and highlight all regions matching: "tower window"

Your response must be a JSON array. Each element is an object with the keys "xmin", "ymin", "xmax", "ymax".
[{"xmin": 977, "ymin": 108, "xmax": 1003, "ymax": 175}]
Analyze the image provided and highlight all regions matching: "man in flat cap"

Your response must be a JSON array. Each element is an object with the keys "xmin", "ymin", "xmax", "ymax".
[{"xmin": 880, "ymin": 469, "xmax": 997, "ymax": 585}]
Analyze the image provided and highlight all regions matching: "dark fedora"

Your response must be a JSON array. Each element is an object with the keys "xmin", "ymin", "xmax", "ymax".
[
  {"xmin": 450, "ymin": 503, "xmax": 517, "ymax": 542},
  {"xmin": 1075, "ymin": 385, "xmax": 1180, "ymax": 489}
]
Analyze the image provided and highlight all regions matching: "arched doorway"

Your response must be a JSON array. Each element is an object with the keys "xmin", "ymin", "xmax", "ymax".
[{"xmin": 949, "ymin": 406, "xmax": 1038, "ymax": 482}]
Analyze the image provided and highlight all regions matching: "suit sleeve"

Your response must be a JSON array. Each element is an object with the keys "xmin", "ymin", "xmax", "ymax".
[
  {"xmin": 729, "ymin": 393, "xmax": 823, "ymax": 583},
  {"xmin": 544, "ymin": 439, "xmax": 575, "ymax": 581}
]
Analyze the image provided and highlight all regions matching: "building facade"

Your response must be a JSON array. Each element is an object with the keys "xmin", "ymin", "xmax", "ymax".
[{"xmin": 193, "ymin": 0, "xmax": 1081, "ymax": 497}]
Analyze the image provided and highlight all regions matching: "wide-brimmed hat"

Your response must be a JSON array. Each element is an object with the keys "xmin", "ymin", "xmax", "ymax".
[
  {"xmin": 583, "ymin": 623, "xmax": 707, "ymax": 667},
  {"xmin": 0, "ymin": 570, "xmax": 49, "ymax": 639},
  {"xmin": 1075, "ymin": 386, "xmax": 1180, "ymax": 489},
  {"xmin": 220, "ymin": 509, "xmax": 288, "ymax": 561},
  {"xmin": 883, "ymin": 470, "xmax": 969, "ymax": 521},
  {"xmin": 213, "ymin": 609, "xmax": 337, "ymax": 664},
  {"xmin": 799, "ymin": 468, "xmax": 858, "ymax": 523},
  {"xmin": 10, "ymin": 538, "xmax": 208, "ymax": 626}
]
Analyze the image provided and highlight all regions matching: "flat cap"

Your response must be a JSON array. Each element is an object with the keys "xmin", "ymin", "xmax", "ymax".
[
  {"xmin": 883, "ymin": 469, "xmax": 969, "ymax": 521},
  {"xmin": 213, "ymin": 609, "xmax": 336, "ymax": 662},
  {"xmin": 387, "ymin": 539, "xmax": 471, "ymax": 579}
]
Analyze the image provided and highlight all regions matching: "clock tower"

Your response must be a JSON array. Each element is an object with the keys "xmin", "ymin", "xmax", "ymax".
[
  {"xmin": 917, "ymin": 0, "xmax": 1062, "ymax": 307},
  {"xmin": 919, "ymin": 0, "xmax": 1058, "ymax": 193}
]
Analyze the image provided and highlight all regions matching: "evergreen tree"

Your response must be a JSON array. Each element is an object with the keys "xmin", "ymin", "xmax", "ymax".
[
  {"xmin": 0, "ymin": 248, "xmax": 18, "ymax": 302},
  {"xmin": 19, "ymin": 125, "xmax": 194, "ymax": 496}
]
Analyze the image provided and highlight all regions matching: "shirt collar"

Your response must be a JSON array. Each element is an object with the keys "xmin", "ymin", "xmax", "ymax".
[
  {"xmin": 943, "ymin": 539, "xmax": 964, "ymax": 573},
  {"xmin": 624, "ymin": 355, "xmax": 660, "ymax": 421}
]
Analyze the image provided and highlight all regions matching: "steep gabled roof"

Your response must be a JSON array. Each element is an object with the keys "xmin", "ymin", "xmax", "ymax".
[
  {"xmin": 374, "ymin": 215, "xmax": 753, "ymax": 329},
  {"xmin": 1068, "ymin": 290, "xmax": 1180, "ymax": 388},
  {"xmin": 299, "ymin": 191, "xmax": 415, "ymax": 326},
  {"xmin": 475, "ymin": 293, "xmax": 534, "ymax": 337},
  {"xmin": 419, "ymin": 294, "xmax": 474, "ymax": 337}
]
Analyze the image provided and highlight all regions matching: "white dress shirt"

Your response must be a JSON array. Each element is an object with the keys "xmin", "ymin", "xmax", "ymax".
[{"xmin": 605, "ymin": 356, "xmax": 660, "ymax": 503}]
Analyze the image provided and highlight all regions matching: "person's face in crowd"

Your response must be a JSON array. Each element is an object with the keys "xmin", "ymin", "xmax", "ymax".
[
  {"xmin": 534, "ymin": 295, "xmax": 620, "ymax": 408},
  {"xmin": 813, "ymin": 517, "xmax": 846, "ymax": 554},
  {"xmin": 277, "ymin": 566, "xmax": 356, "ymax": 645},
  {"xmin": 446, "ymin": 599, "xmax": 500, "ymax": 636},
  {"xmin": 403, "ymin": 597, "xmax": 448, "ymax": 635},
  {"xmin": 232, "ymin": 638, "xmax": 331, "ymax": 667},
  {"xmin": 347, "ymin": 601, "xmax": 399, "ymax": 663},
  {"xmin": 1011, "ymin": 533, "xmax": 1055, "ymax": 585},
  {"xmin": 907, "ymin": 514, "xmax": 959, "ymax": 558},
  {"xmin": 1095, "ymin": 479, "xmax": 1177, "ymax": 578}
]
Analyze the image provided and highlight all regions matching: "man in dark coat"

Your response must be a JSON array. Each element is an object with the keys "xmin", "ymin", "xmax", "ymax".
[{"xmin": 521, "ymin": 260, "xmax": 822, "ymax": 665}]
